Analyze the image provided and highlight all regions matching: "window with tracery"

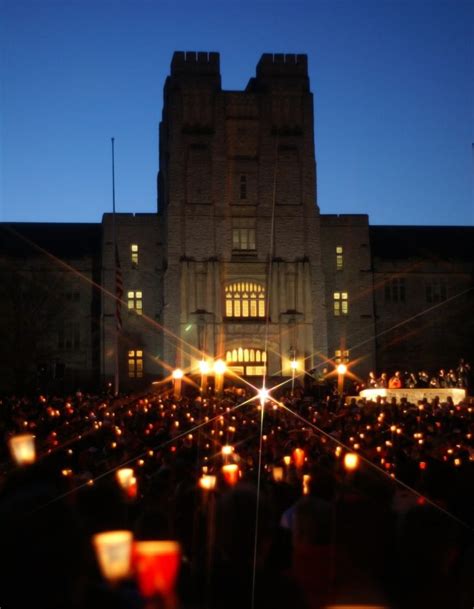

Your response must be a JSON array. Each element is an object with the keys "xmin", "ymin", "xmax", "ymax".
[
  {"xmin": 226, "ymin": 348, "xmax": 267, "ymax": 376},
  {"xmin": 225, "ymin": 282, "xmax": 265, "ymax": 318}
]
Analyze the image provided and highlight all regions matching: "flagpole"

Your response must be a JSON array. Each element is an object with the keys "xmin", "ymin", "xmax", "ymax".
[{"xmin": 112, "ymin": 137, "xmax": 120, "ymax": 396}]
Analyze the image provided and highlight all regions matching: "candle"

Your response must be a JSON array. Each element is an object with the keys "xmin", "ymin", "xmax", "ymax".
[
  {"xmin": 134, "ymin": 540, "xmax": 181, "ymax": 599},
  {"xmin": 302, "ymin": 474, "xmax": 311, "ymax": 495},
  {"xmin": 199, "ymin": 475, "xmax": 217, "ymax": 491},
  {"xmin": 344, "ymin": 452, "xmax": 359, "ymax": 471},
  {"xmin": 283, "ymin": 455, "xmax": 291, "ymax": 466},
  {"xmin": 272, "ymin": 466, "xmax": 284, "ymax": 482},
  {"xmin": 222, "ymin": 464, "xmax": 239, "ymax": 486},
  {"xmin": 8, "ymin": 434, "xmax": 36, "ymax": 466},
  {"xmin": 293, "ymin": 448, "xmax": 305, "ymax": 469},
  {"xmin": 93, "ymin": 530, "xmax": 133, "ymax": 583},
  {"xmin": 116, "ymin": 468, "xmax": 138, "ymax": 499}
]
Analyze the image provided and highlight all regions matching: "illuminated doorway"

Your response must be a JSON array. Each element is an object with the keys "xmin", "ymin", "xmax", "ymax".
[{"xmin": 225, "ymin": 347, "xmax": 267, "ymax": 376}]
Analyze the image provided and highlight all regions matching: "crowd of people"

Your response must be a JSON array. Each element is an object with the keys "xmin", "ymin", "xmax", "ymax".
[
  {"xmin": 365, "ymin": 359, "xmax": 471, "ymax": 391},
  {"xmin": 0, "ymin": 380, "xmax": 473, "ymax": 608}
]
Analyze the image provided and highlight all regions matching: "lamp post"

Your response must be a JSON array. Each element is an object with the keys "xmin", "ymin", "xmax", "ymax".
[
  {"xmin": 172, "ymin": 368, "xmax": 184, "ymax": 399},
  {"xmin": 336, "ymin": 363, "xmax": 347, "ymax": 396},
  {"xmin": 199, "ymin": 359, "xmax": 210, "ymax": 395},
  {"xmin": 214, "ymin": 359, "xmax": 226, "ymax": 398},
  {"xmin": 290, "ymin": 358, "xmax": 298, "ymax": 396}
]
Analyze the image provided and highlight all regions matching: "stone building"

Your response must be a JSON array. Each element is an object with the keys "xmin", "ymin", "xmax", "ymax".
[
  {"xmin": 0, "ymin": 51, "xmax": 472, "ymax": 393},
  {"xmin": 0, "ymin": 223, "xmax": 101, "ymax": 392}
]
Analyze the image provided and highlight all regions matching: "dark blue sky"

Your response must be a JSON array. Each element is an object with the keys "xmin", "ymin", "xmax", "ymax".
[{"xmin": 1, "ymin": 0, "xmax": 473, "ymax": 225}]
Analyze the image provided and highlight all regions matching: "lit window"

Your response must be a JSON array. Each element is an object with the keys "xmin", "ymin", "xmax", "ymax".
[
  {"xmin": 131, "ymin": 244, "xmax": 139, "ymax": 267},
  {"xmin": 425, "ymin": 280, "xmax": 447, "ymax": 304},
  {"xmin": 240, "ymin": 175, "xmax": 247, "ymax": 200},
  {"xmin": 128, "ymin": 290, "xmax": 143, "ymax": 314},
  {"xmin": 225, "ymin": 282, "xmax": 265, "ymax": 318},
  {"xmin": 336, "ymin": 246, "xmax": 344, "ymax": 271},
  {"xmin": 128, "ymin": 349, "xmax": 143, "ymax": 378},
  {"xmin": 232, "ymin": 218, "xmax": 256, "ymax": 251},
  {"xmin": 333, "ymin": 292, "xmax": 349, "ymax": 316},
  {"xmin": 226, "ymin": 348, "xmax": 267, "ymax": 376},
  {"xmin": 384, "ymin": 278, "xmax": 406, "ymax": 303},
  {"xmin": 334, "ymin": 349, "xmax": 349, "ymax": 363}
]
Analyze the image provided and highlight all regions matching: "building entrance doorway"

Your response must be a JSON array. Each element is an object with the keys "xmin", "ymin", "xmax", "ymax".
[{"xmin": 225, "ymin": 347, "xmax": 267, "ymax": 376}]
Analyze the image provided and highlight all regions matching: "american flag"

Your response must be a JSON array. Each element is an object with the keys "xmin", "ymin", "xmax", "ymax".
[{"xmin": 115, "ymin": 245, "xmax": 123, "ymax": 331}]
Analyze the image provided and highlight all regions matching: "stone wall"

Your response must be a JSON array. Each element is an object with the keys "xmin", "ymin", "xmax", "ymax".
[{"xmin": 101, "ymin": 213, "xmax": 162, "ymax": 388}]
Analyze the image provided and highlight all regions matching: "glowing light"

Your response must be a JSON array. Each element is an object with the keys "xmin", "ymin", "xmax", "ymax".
[
  {"xmin": 258, "ymin": 387, "xmax": 269, "ymax": 405},
  {"xmin": 336, "ymin": 363, "xmax": 347, "ymax": 375},
  {"xmin": 133, "ymin": 540, "xmax": 181, "ymax": 598},
  {"xmin": 221, "ymin": 445, "xmax": 234, "ymax": 456},
  {"xmin": 199, "ymin": 475, "xmax": 217, "ymax": 491},
  {"xmin": 283, "ymin": 455, "xmax": 291, "ymax": 466},
  {"xmin": 290, "ymin": 359, "xmax": 298, "ymax": 370},
  {"xmin": 293, "ymin": 448, "xmax": 305, "ymax": 469},
  {"xmin": 222, "ymin": 464, "xmax": 239, "ymax": 486},
  {"xmin": 172, "ymin": 368, "xmax": 184, "ymax": 380},
  {"xmin": 116, "ymin": 468, "xmax": 138, "ymax": 499},
  {"xmin": 93, "ymin": 530, "xmax": 133, "ymax": 582},
  {"xmin": 344, "ymin": 452, "xmax": 359, "ymax": 471},
  {"xmin": 199, "ymin": 360, "xmax": 210, "ymax": 374},
  {"xmin": 214, "ymin": 359, "xmax": 226, "ymax": 375},
  {"xmin": 303, "ymin": 474, "xmax": 311, "ymax": 495},
  {"xmin": 8, "ymin": 434, "xmax": 36, "ymax": 466},
  {"xmin": 272, "ymin": 466, "xmax": 284, "ymax": 482}
]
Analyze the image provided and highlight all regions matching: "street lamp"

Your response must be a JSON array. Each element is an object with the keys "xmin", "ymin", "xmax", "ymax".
[
  {"xmin": 199, "ymin": 359, "xmax": 210, "ymax": 394},
  {"xmin": 290, "ymin": 358, "xmax": 298, "ymax": 396},
  {"xmin": 257, "ymin": 387, "xmax": 269, "ymax": 406},
  {"xmin": 336, "ymin": 362, "xmax": 347, "ymax": 396},
  {"xmin": 214, "ymin": 359, "xmax": 226, "ymax": 397},
  {"xmin": 172, "ymin": 368, "xmax": 184, "ymax": 399}
]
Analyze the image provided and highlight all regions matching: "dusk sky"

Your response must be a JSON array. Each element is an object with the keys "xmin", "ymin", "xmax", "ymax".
[{"xmin": 1, "ymin": 0, "xmax": 473, "ymax": 226}]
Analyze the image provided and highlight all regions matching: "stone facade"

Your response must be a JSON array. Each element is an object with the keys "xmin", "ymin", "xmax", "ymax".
[
  {"xmin": 320, "ymin": 214, "xmax": 376, "ymax": 373},
  {"xmin": 101, "ymin": 213, "xmax": 163, "ymax": 385},
  {"xmin": 370, "ymin": 226, "xmax": 474, "ymax": 373},
  {"xmin": 159, "ymin": 52, "xmax": 327, "ymax": 378},
  {"xmin": 0, "ymin": 223, "xmax": 101, "ymax": 392},
  {"xmin": 0, "ymin": 52, "xmax": 472, "ymax": 393}
]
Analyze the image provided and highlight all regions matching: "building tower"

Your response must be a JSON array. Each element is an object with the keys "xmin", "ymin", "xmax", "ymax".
[{"xmin": 159, "ymin": 51, "xmax": 327, "ymax": 378}]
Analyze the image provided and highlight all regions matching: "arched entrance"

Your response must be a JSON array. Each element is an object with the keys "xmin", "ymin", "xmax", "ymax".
[{"xmin": 225, "ymin": 347, "xmax": 267, "ymax": 376}]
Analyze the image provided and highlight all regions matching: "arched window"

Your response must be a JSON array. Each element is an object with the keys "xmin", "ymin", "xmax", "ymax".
[
  {"xmin": 226, "ymin": 348, "xmax": 267, "ymax": 376},
  {"xmin": 225, "ymin": 282, "xmax": 265, "ymax": 318}
]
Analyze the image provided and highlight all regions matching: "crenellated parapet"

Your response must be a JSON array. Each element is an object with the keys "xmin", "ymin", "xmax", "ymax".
[
  {"xmin": 256, "ymin": 53, "xmax": 308, "ymax": 77},
  {"xmin": 169, "ymin": 51, "xmax": 221, "ymax": 86}
]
